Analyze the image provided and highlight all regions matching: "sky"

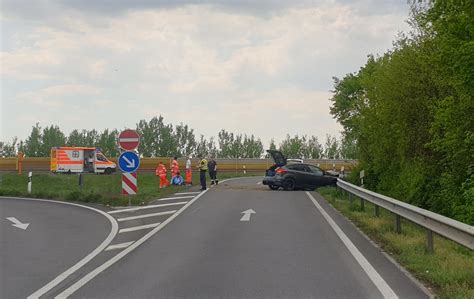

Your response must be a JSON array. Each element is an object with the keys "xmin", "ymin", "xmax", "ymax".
[{"xmin": 0, "ymin": 0, "xmax": 411, "ymax": 147}]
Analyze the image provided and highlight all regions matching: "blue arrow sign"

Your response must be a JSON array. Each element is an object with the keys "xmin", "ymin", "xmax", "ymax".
[{"xmin": 118, "ymin": 151, "xmax": 140, "ymax": 173}]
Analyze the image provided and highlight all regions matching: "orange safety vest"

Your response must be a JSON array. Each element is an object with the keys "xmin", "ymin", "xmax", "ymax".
[
  {"xmin": 171, "ymin": 159, "xmax": 179, "ymax": 175},
  {"xmin": 156, "ymin": 164, "xmax": 167, "ymax": 177}
]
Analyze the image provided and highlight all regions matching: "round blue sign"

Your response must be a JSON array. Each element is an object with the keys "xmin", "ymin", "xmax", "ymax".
[{"xmin": 118, "ymin": 151, "xmax": 140, "ymax": 173}]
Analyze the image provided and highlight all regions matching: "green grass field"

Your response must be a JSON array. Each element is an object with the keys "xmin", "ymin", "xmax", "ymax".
[
  {"xmin": 317, "ymin": 186, "xmax": 474, "ymax": 299},
  {"xmin": 0, "ymin": 171, "xmax": 257, "ymax": 206}
]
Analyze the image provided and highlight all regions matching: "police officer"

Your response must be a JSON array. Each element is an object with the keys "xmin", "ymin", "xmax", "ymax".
[
  {"xmin": 197, "ymin": 155, "xmax": 208, "ymax": 190},
  {"xmin": 208, "ymin": 157, "xmax": 218, "ymax": 186}
]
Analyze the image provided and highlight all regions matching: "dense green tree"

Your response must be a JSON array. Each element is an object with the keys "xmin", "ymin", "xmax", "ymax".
[
  {"xmin": 329, "ymin": 0, "xmax": 474, "ymax": 223},
  {"xmin": 67, "ymin": 129, "xmax": 85, "ymax": 147},
  {"xmin": 41, "ymin": 125, "xmax": 66, "ymax": 155},
  {"xmin": 97, "ymin": 129, "xmax": 119, "ymax": 157},
  {"xmin": 241, "ymin": 135, "xmax": 264, "ymax": 158},
  {"xmin": 0, "ymin": 137, "xmax": 18, "ymax": 157},
  {"xmin": 279, "ymin": 135, "xmax": 307, "ymax": 159},
  {"xmin": 24, "ymin": 123, "xmax": 42, "ymax": 157},
  {"xmin": 305, "ymin": 136, "xmax": 323, "ymax": 159}
]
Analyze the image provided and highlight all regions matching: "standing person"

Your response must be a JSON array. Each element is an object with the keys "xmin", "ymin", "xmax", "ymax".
[
  {"xmin": 197, "ymin": 156, "xmax": 208, "ymax": 191},
  {"xmin": 208, "ymin": 157, "xmax": 218, "ymax": 186},
  {"xmin": 155, "ymin": 161, "xmax": 169, "ymax": 188},
  {"xmin": 170, "ymin": 156, "xmax": 179, "ymax": 178},
  {"xmin": 185, "ymin": 156, "xmax": 193, "ymax": 185}
]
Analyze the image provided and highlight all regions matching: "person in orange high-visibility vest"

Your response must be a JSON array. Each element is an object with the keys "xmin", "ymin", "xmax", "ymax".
[
  {"xmin": 185, "ymin": 156, "xmax": 192, "ymax": 185},
  {"xmin": 156, "ymin": 162, "xmax": 169, "ymax": 188},
  {"xmin": 170, "ymin": 157, "xmax": 179, "ymax": 178}
]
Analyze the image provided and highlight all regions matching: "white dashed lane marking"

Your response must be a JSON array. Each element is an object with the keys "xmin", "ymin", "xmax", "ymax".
[
  {"xmin": 174, "ymin": 192, "xmax": 202, "ymax": 195},
  {"xmin": 108, "ymin": 202, "xmax": 188, "ymax": 214},
  {"xmin": 157, "ymin": 195, "xmax": 195, "ymax": 201},
  {"xmin": 105, "ymin": 242, "xmax": 134, "ymax": 251},
  {"xmin": 119, "ymin": 223, "xmax": 161, "ymax": 233},
  {"xmin": 117, "ymin": 210, "xmax": 177, "ymax": 222}
]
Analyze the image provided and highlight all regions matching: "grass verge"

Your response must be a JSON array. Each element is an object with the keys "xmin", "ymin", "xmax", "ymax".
[
  {"xmin": 317, "ymin": 186, "xmax": 473, "ymax": 299},
  {"xmin": 0, "ymin": 171, "xmax": 257, "ymax": 206}
]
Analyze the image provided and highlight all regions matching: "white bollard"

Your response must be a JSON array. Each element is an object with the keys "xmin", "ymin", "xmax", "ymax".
[
  {"xmin": 27, "ymin": 171, "xmax": 32, "ymax": 193},
  {"xmin": 243, "ymin": 165, "xmax": 246, "ymax": 175}
]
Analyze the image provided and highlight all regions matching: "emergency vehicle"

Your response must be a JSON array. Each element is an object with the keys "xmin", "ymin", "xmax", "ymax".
[{"xmin": 50, "ymin": 147, "xmax": 116, "ymax": 174}]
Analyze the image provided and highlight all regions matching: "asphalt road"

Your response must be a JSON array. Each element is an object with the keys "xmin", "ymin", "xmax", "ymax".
[
  {"xmin": 0, "ymin": 197, "xmax": 112, "ymax": 299},
  {"xmin": 70, "ymin": 177, "xmax": 429, "ymax": 299}
]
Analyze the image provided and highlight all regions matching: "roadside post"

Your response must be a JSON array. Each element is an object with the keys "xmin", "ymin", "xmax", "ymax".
[
  {"xmin": 360, "ymin": 170, "xmax": 365, "ymax": 187},
  {"xmin": 78, "ymin": 173, "xmax": 83, "ymax": 191},
  {"xmin": 118, "ymin": 130, "xmax": 140, "ymax": 206},
  {"xmin": 27, "ymin": 171, "xmax": 32, "ymax": 193},
  {"xmin": 17, "ymin": 151, "xmax": 24, "ymax": 175},
  {"xmin": 243, "ymin": 165, "xmax": 246, "ymax": 175}
]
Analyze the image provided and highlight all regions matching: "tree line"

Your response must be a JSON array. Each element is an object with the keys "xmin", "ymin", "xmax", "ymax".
[
  {"xmin": 329, "ymin": 0, "xmax": 473, "ymax": 224},
  {"xmin": 0, "ymin": 115, "xmax": 352, "ymax": 159}
]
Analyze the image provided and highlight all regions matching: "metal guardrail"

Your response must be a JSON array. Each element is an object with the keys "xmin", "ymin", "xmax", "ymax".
[{"xmin": 337, "ymin": 179, "xmax": 474, "ymax": 251}]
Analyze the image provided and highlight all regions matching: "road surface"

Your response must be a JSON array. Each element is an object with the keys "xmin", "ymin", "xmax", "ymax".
[{"xmin": 62, "ymin": 177, "xmax": 430, "ymax": 298}]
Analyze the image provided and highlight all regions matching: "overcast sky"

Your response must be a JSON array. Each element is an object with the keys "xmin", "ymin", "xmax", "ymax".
[{"xmin": 1, "ymin": 0, "xmax": 411, "ymax": 147}]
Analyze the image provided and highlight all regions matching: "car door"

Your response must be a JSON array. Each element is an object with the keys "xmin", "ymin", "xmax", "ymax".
[
  {"xmin": 306, "ymin": 165, "xmax": 326, "ymax": 187},
  {"xmin": 287, "ymin": 164, "xmax": 311, "ymax": 186},
  {"xmin": 266, "ymin": 150, "xmax": 287, "ymax": 167}
]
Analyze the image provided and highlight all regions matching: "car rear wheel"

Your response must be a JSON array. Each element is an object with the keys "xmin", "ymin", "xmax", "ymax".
[
  {"xmin": 283, "ymin": 178, "xmax": 296, "ymax": 191},
  {"xmin": 104, "ymin": 168, "xmax": 113, "ymax": 174},
  {"xmin": 269, "ymin": 185, "xmax": 279, "ymax": 190}
]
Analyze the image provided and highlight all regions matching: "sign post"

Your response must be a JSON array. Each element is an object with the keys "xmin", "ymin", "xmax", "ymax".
[{"xmin": 118, "ymin": 130, "xmax": 140, "ymax": 202}]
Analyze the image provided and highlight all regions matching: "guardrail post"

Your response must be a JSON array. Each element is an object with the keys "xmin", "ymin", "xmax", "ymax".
[
  {"xmin": 374, "ymin": 205, "xmax": 380, "ymax": 217},
  {"xmin": 426, "ymin": 230, "xmax": 434, "ymax": 254},
  {"xmin": 360, "ymin": 198, "xmax": 365, "ymax": 211},
  {"xmin": 395, "ymin": 215, "xmax": 401, "ymax": 234}
]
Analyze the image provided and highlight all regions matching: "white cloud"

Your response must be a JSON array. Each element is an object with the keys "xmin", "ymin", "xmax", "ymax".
[{"xmin": 1, "ymin": 1, "xmax": 410, "ymax": 144}]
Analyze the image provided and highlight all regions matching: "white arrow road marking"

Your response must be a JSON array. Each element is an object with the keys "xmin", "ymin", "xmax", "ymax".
[
  {"xmin": 240, "ymin": 209, "xmax": 256, "ymax": 221},
  {"xmin": 6, "ymin": 217, "xmax": 30, "ymax": 230},
  {"xmin": 122, "ymin": 156, "xmax": 136, "ymax": 168}
]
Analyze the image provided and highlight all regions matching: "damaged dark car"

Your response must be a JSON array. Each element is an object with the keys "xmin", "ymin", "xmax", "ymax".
[{"xmin": 263, "ymin": 150, "xmax": 337, "ymax": 191}]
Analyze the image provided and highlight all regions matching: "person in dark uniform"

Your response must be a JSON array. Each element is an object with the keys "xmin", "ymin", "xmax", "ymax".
[
  {"xmin": 208, "ymin": 157, "xmax": 218, "ymax": 186},
  {"xmin": 197, "ymin": 156, "xmax": 208, "ymax": 190}
]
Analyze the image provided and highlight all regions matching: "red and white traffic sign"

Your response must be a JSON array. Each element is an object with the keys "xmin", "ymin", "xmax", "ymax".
[
  {"xmin": 118, "ymin": 129, "xmax": 140, "ymax": 150},
  {"xmin": 122, "ymin": 172, "xmax": 138, "ymax": 195}
]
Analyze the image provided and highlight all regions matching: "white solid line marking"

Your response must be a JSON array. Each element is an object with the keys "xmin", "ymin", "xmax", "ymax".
[
  {"xmin": 3, "ymin": 198, "xmax": 119, "ymax": 299},
  {"xmin": 55, "ymin": 178, "xmax": 238, "ymax": 298},
  {"xmin": 108, "ymin": 202, "xmax": 188, "ymax": 214},
  {"xmin": 105, "ymin": 241, "xmax": 134, "ymax": 251},
  {"xmin": 305, "ymin": 192, "xmax": 398, "ymax": 299},
  {"xmin": 174, "ymin": 192, "xmax": 201, "ymax": 195},
  {"xmin": 117, "ymin": 210, "xmax": 177, "ymax": 222},
  {"xmin": 157, "ymin": 195, "xmax": 195, "ymax": 201},
  {"xmin": 119, "ymin": 223, "xmax": 161, "ymax": 233},
  {"xmin": 256, "ymin": 182, "xmax": 262, "ymax": 185}
]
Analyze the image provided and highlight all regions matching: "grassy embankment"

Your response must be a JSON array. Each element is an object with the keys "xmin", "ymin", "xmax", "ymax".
[
  {"xmin": 0, "ymin": 171, "xmax": 257, "ymax": 206},
  {"xmin": 317, "ymin": 186, "xmax": 474, "ymax": 299}
]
